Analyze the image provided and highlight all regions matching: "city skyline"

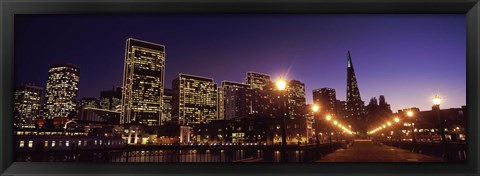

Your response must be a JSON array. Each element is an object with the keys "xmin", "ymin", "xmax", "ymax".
[{"xmin": 14, "ymin": 14, "xmax": 466, "ymax": 111}]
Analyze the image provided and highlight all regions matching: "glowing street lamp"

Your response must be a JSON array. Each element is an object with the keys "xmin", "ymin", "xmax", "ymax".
[
  {"xmin": 275, "ymin": 78, "xmax": 288, "ymax": 162},
  {"xmin": 433, "ymin": 94, "xmax": 442, "ymax": 105},
  {"xmin": 407, "ymin": 111, "xmax": 413, "ymax": 117},
  {"xmin": 406, "ymin": 110, "xmax": 416, "ymax": 151},
  {"xmin": 394, "ymin": 117, "xmax": 401, "ymax": 144},
  {"xmin": 275, "ymin": 78, "xmax": 287, "ymax": 91},
  {"xmin": 432, "ymin": 94, "xmax": 447, "ymax": 157},
  {"xmin": 311, "ymin": 104, "xmax": 321, "ymax": 151},
  {"xmin": 325, "ymin": 115, "xmax": 332, "ymax": 121},
  {"xmin": 312, "ymin": 104, "xmax": 320, "ymax": 113}
]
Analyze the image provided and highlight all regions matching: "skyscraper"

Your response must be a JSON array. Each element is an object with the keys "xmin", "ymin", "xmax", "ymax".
[
  {"xmin": 245, "ymin": 72, "xmax": 271, "ymax": 90},
  {"xmin": 172, "ymin": 73, "xmax": 218, "ymax": 125},
  {"xmin": 161, "ymin": 88, "xmax": 174, "ymax": 125},
  {"xmin": 44, "ymin": 63, "xmax": 80, "ymax": 119},
  {"xmin": 14, "ymin": 85, "xmax": 43, "ymax": 129},
  {"xmin": 287, "ymin": 80, "xmax": 306, "ymax": 119},
  {"xmin": 121, "ymin": 38, "xmax": 165, "ymax": 126},
  {"xmin": 219, "ymin": 81, "xmax": 250, "ymax": 120},
  {"xmin": 345, "ymin": 50, "xmax": 366, "ymax": 131},
  {"xmin": 312, "ymin": 88, "xmax": 336, "ymax": 115},
  {"xmin": 99, "ymin": 86, "xmax": 122, "ymax": 111}
]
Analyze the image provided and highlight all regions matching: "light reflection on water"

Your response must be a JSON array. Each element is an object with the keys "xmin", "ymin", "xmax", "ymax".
[
  {"xmin": 16, "ymin": 147, "xmax": 327, "ymax": 162},
  {"xmin": 107, "ymin": 148, "xmax": 320, "ymax": 162},
  {"xmin": 113, "ymin": 149, "xmax": 271, "ymax": 162}
]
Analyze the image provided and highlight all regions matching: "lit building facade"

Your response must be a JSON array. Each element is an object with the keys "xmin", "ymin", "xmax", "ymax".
[
  {"xmin": 247, "ymin": 88, "xmax": 277, "ymax": 117},
  {"xmin": 346, "ymin": 50, "xmax": 365, "ymax": 120},
  {"xmin": 14, "ymin": 85, "xmax": 43, "ymax": 129},
  {"xmin": 219, "ymin": 81, "xmax": 250, "ymax": 120},
  {"xmin": 99, "ymin": 86, "xmax": 122, "ymax": 111},
  {"xmin": 313, "ymin": 88, "xmax": 337, "ymax": 115},
  {"xmin": 287, "ymin": 80, "xmax": 306, "ymax": 119},
  {"xmin": 44, "ymin": 63, "xmax": 80, "ymax": 119},
  {"xmin": 172, "ymin": 73, "xmax": 218, "ymax": 125},
  {"xmin": 245, "ymin": 72, "xmax": 271, "ymax": 90},
  {"xmin": 78, "ymin": 97, "xmax": 99, "ymax": 109},
  {"xmin": 121, "ymin": 38, "xmax": 165, "ymax": 126},
  {"xmin": 161, "ymin": 88, "xmax": 174, "ymax": 125}
]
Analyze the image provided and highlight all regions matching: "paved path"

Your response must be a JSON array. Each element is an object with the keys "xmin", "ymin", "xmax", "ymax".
[{"xmin": 316, "ymin": 140, "xmax": 446, "ymax": 162}]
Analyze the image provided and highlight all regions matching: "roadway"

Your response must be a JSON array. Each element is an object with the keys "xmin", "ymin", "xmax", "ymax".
[{"xmin": 316, "ymin": 139, "xmax": 446, "ymax": 162}]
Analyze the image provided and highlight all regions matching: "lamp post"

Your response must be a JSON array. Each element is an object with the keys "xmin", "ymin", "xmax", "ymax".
[
  {"xmin": 407, "ymin": 110, "xmax": 416, "ymax": 151},
  {"xmin": 394, "ymin": 117, "xmax": 401, "ymax": 147},
  {"xmin": 311, "ymin": 104, "xmax": 321, "ymax": 159},
  {"xmin": 433, "ymin": 95, "xmax": 447, "ymax": 158},
  {"xmin": 311, "ymin": 104, "xmax": 320, "ymax": 148},
  {"xmin": 275, "ymin": 78, "xmax": 288, "ymax": 162},
  {"xmin": 326, "ymin": 115, "xmax": 333, "ymax": 151}
]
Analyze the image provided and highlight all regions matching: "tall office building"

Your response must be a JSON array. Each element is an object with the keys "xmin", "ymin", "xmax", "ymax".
[
  {"xmin": 172, "ymin": 74, "xmax": 218, "ymax": 125},
  {"xmin": 247, "ymin": 88, "xmax": 277, "ymax": 117},
  {"xmin": 121, "ymin": 38, "xmax": 165, "ymax": 126},
  {"xmin": 312, "ymin": 88, "xmax": 336, "ymax": 115},
  {"xmin": 245, "ymin": 72, "xmax": 271, "ymax": 90},
  {"xmin": 99, "ymin": 86, "xmax": 122, "ymax": 111},
  {"xmin": 161, "ymin": 88, "xmax": 174, "ymax": 125},
  {"xmin": 44, "ymin": 63, "xmax": 80, "ymax": 119},
  {"xmin": 346, "ymin": 50, "xmax": 365, "ymax": 119},
  {"xmin": 219, "ymin": 81, "xmax": 250, "ymax": 120},
  {"xmin": 336, "ymin": 100, "xmax": 347, "ymax": 119},
  {"xmin": 14, "ymin": 85, "xmax": 43, "ymax": 129},
  {"xmin": 287, "ymin": 80, "xmax": 306, "ymax": 119}
]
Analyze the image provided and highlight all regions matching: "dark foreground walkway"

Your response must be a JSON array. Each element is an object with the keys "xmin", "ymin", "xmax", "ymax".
[{"xmin": 317, "ymin": 140, "xmax": 446, "ymax": 162}]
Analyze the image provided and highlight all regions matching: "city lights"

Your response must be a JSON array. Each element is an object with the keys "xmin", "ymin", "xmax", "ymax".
[
  {"xmin": 311, "ymin": 104, "xmax": 320, "ymax": 112},
  {"xmin": 275, "ymin": 78, "xmax": 287, "ymax": 91},
  {"xmin": 407, "ymin": 111, "xmax": 414, "ymax": 117},
  {"xmin": 13, "ymin": 32, "xmax": 466, "ymax": 163},
  {"xmin": 325, "ymin": 115, "xmax": 332, "ymax": 121},
  {"xmin": 433, "ymin": 94, "xmax": 442, "ymax": 105}
]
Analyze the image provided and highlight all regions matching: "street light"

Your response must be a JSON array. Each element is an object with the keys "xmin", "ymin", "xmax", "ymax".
[
  {"xmin": 433, "ymin": 94, "xmax": 447, "ymax": 158},
  {"xmin": 394, "ymin": 117, "xmax": 401, "ymax": 145},
  {"xmin": 275, "ymin": 78, "xmax": 288, "ymax": 162},
  {"xmin": 311, "ymin": 104, "xmax": 321, "ymax": 151},
  {"xmin": 407, "ymin": 110, "xmax": 417, "ymax": 151},
  {"xmin": 407, "ymin": 111, "xmax": 413, "ymax": 117},
  {"xmin": 275, "ymin": 78, "xmax": 287, "ymax": 91},
  {"xmin": 325, "ymin": 115, "xmax": 332, "ymax": 121},
  {"xmin": 433, "ymin": 95, "xmax": 442, "ymax": 105},
  {"xmin": 324, "ymin": 114, "xmax": 334, "ymax": 150}
]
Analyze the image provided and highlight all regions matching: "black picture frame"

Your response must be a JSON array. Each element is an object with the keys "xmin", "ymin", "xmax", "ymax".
[{"xmin": 1, "ymin": 0, "xmax": 479, "ymax": 175}]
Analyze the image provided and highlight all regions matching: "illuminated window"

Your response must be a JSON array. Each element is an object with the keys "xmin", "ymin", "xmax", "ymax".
[
  {"xmin": 51, "ymin": 141, "xmax": 56, "ymax": 147},
  {"xmin": 19, "ymin": 141, "xmax": 24, "ymax": 148},
  {"xmin": 66, "ymin": 141, "xmax": 70, "ymax": 147},
  {"xmin": 44, "ymin": 141, "xmax": 49, "ymax": 147}
]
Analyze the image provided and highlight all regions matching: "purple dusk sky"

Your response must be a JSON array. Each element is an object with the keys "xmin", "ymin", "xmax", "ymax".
[{"xmin": 14, "ymin": 14, "xmax": 465, "ymax": 112}]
